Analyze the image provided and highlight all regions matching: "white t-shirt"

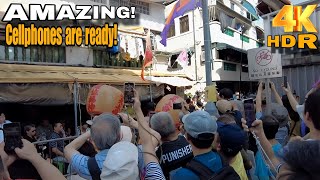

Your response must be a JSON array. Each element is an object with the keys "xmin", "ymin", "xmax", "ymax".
[{"xmin": 0, "ymin": 120, "xmax": 12, "ymax": 143}]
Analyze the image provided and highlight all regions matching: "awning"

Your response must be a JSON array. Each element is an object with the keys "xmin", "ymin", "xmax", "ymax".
[
  {"xmin": 241, "ymin": 0, "xmax": 259, "ymax": 20},
  {"xmin": 144, "ymin": 76, "xmax": 196, "ymax": 87},
  {"xmin": 214, "ymin": 43, "xmax": 247, "ymax": 54},
  {"xmin": 0, "ymin": 83, "xmax": 165, "ymax": 105},
  {"xmin": 0, "ymin": 63, "xmax": 188, "ymax": 84}
]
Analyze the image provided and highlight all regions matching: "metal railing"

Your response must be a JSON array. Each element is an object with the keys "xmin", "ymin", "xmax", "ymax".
[{"xmin": 31, "ymin": 136, "xmax": 79, "ymax": 179}]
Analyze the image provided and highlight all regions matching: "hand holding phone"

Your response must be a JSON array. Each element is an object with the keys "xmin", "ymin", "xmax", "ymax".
[
  {"xmin": 243, "ymin": 99, "xmax": 255, "ymax": 128},
  {"xmin": 124, "ymin": 82, "xmax": 135, "ymax": 104},
  {"xmin": 3, "ymin": 123, "xmax": 23, "ymax": 154},
  {"xmin": 284, "ymin": 76, "xmax": 287, "ymax": 88}
]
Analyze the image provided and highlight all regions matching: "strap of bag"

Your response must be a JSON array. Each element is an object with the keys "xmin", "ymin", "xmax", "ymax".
[
  {"xmin": 87, "ymin": 157, "xmax": 101, "ymax": 180},
  {"xmin": 185, "ymin": 159, "xmax": 215, "ymax": 180}
]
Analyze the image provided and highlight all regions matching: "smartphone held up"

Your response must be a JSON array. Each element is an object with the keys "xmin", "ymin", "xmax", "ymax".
[
  {"xmin": 124, "ymin": 82, "xmax": 135, "ymax": 105},
  {"xmin": 243, "ymin": 99, "xmax": 255, "ymax": 128},
  {"xmin": 3, "ymin": 122, "xmax": 23, "ymax": 154}
]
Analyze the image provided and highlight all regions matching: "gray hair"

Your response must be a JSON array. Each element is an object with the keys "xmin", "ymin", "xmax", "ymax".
[
  {"xmin": 91, "ymin": 113, "xmax": 121, "ymax": 150},
  {"xmin": 150, "ymin": 112, "xmax": 175, "ymax": 139}
]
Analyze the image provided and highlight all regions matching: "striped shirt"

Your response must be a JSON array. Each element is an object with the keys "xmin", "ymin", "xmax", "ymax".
[{"xmin": 144, "ymin": 162, "xmax": 166, "ymax": 180}]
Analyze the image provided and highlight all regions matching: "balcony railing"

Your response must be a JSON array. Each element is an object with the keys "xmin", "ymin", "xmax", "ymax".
[{"xmin": 93, "ymin": 49, "xmax": 143, "ymax": 68}]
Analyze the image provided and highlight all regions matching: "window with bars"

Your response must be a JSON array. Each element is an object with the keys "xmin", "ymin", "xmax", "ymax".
[
  {"xmin": 231, "ymin": 3, "xmax": 235, "ymax": 10},
  {"xmin": 168, "ymin": 23, "xmax": 175, "ymax": 38},
  {"xmin": 119, "ymin": 0, "xmax": 150, "ymax": 15},
  {"xmin": 180, "ymin": 15, "xmax": 189, "ymax": 34},
  {"xmin": 224, "ymin": 62, "xmax": 237, "ymax": 71},
  {"xmin": 0, "ymin": 42, "xmax": 66, "ymax": 63}
]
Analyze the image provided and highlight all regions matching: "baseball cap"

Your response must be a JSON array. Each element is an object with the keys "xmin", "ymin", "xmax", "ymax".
[
  {"xmin": 263, "ymin": 103, "xmax": 289, "ymax": 128},
  {"xmin": 216, "ymin": 100, "xmax": 232, "ymax": 114},
  {"xmin": 100, "ymin": 141, "xmax": 139, "ymax": 180},
  {"xmin": 182, "ymin": 111, "xmax": 217, "ymax": 139},
  {"xmin": 217, "ymin": 123, "xmax": 245, "ymax": 156}
]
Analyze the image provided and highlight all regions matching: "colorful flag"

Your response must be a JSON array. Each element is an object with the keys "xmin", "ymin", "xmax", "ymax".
[
  {"xmin": 160, "ymin": 0, "xmax": 202, "ymax": 46},
  {"xmin": 176, "ymin": 49, "xmax": 189, "ymax": 67},
  {"xmin": 141, "ymin": 29, "xmax": 153, "ymax": 81}
]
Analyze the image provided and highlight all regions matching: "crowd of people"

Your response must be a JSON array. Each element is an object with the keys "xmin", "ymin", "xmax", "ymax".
[{"xmin": 0, "ymin": 79, "xmax": 320, "ymax": 180}]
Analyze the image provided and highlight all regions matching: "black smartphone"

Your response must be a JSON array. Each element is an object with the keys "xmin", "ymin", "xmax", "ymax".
[
  {"xmin": 173, "ymin": 103, "xmax": 182, "ymax": 110},
  {"xmin": 284, "ymin": 76, "xmax": 287, "ymax": 88},
  {"xmin": 243, "ymin": 99, "xmax": 255, "ymax": 128},
  {"xmin": 3, "ymin": 123, "xmax": 23, "ymax": 154},
  {"xmin": 124, "ymin": 82, "xmax": 135, "ymax": 104}
]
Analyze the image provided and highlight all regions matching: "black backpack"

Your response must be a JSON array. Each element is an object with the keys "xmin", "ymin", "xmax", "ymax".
[{"xmin": 184, "ymin": 156, "xmax": 240, "ymax": 180}]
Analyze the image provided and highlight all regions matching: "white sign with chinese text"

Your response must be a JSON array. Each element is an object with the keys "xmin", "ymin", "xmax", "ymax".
[{"xmin": 248, "ymin": 47, "xmax": 282, "ymax": 80}]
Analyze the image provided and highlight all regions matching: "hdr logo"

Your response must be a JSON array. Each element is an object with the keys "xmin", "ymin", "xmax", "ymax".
[{"xmin": 267, "ymin": 5, "xmax": 318, "ymax": 49}]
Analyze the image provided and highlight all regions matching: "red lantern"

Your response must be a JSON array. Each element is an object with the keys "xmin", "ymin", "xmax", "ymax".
[
  {"xmin": 155, "ymin": 94, "xmax": 185, "ymax": 130},
  {"xmin": 86, "ymin": 85, "xmax": 124, "ymax": 115}
]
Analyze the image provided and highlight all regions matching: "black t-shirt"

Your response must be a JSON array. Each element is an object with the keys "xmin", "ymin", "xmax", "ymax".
[{"xmin": 156, "ymin": 135, "xmax": 193, "ymax": 179}]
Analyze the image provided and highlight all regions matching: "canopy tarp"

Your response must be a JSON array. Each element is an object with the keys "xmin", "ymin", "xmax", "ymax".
[
  {"xmin": 144, "ymin": 76, "xmax": 196, "ymax": 87},
  {"xmin": 0, "ymin": 64, "xmax": 187, "ymax": 84},
  {"xmin": 0, "ymin": 83, "xmax": 165, "ymax": 105}
]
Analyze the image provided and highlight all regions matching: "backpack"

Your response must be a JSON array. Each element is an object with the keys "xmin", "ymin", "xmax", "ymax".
[
  {"xmin": 184, "ymin": 156, "xmax": 240, "ymax": 180},
  {"xmin": 87, "ymin": 156, "xmax": 101, "ymax": 180}
]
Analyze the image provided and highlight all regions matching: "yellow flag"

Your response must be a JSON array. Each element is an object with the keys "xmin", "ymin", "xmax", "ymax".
[{"xmin": 205, "ymin": 85, "xmax": 217, "ymax": 102}]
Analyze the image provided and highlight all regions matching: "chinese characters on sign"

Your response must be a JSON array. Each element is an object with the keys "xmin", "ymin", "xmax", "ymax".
[{"xmin": 248, "ymin": 47, "xmax": 282, "ymax": 80}]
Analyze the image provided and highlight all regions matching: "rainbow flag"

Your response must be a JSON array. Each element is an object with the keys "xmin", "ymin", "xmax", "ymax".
[{"xmin": 160, "ymin": 0, "xmax": 202, "ymax": 46}]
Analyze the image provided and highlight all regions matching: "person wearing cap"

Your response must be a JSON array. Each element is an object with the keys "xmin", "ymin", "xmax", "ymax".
[
  {"xmin": 216, "ymin": 99, "xmax": 243, "ymax": 127},
  {"xmin": 150, "ymin": 112, "xmax": 193, "ymax": 179},
  {"xmin": 265, "ymin": 103, "xmax": 290, "ymax": 145},
  {"xmin": 64, "ymin": 113, "xmax": 123, "ymax": 180},
  {"xmin": 214, "ymin": 116, "xmax": 247, "ymax": 180},
  {"xmin": 170, "ymin": 111, "xmax": 223, "ymax": 180}
]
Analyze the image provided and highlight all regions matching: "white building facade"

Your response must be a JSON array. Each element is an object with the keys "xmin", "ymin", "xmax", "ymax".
[
  {"xmin": 164, "ymin": 0, "xmax": 264, "ymax": 93},
  {"xmin": 0, "ymin": 0, "xmax": 166, "ymax": 68}
]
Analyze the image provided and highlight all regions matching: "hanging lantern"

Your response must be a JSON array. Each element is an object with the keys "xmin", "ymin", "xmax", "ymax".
[
  {"xmin": 155, "ymin": 94, "xmax": 186, "ymax": 130},
  {"xmin": 86, "ymin": 85, "xmax": 124, "ymax": 116}
]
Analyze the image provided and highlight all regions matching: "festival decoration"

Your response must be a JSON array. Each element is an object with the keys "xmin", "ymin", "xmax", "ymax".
[
  {"xmin": 86, "ymin": 85, "xmax": 124, "ymax": 115},
  {"xmin": 155, "ymin": 94, "xmax": 185, "ymax": 130}
]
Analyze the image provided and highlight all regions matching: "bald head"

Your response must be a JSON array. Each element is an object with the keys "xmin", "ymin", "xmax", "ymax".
[
  {"xmin": 150, "ymin": 112, "xmax": 176, "ymax": 139},
  {"xmin": 91, "ymin": 113, "xmax": 121, "ymax": 150}
]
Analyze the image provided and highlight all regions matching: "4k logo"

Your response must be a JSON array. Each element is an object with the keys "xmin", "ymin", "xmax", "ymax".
[
  {"xmin": 267, "ymin": 5, "xmax": 318, "ymax": 49},
  {"xmin": 273, "ymin": 5, "xmax": 317, "ymax": 33}
]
